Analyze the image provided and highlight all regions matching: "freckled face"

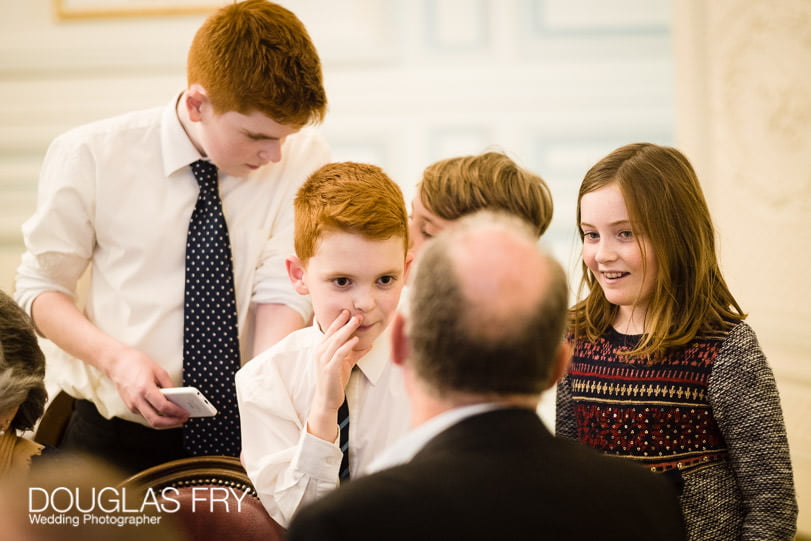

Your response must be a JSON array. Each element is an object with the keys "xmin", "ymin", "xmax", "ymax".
[
  {"xmin": 300, "ymin": 232, "xmax": 407, "ymax": 352},
  {"xmin": 194, "ymin": 107, "xmax": 299, "ymax": 178},
  {"xmin": 579, "ymin": 183, "xmax": 658, "ymax": 325}
]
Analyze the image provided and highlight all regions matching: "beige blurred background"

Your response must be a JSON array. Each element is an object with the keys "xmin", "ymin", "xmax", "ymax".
[{"xmin": 0, "ymin": 0, "xmax": 808, "ymax": 535}]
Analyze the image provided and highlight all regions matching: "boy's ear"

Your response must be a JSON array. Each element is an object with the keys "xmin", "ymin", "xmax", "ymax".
[
  {"xmin": 545, "ymin": 341, "xmax": 572, "ymax": 390},
  {"xmin": 185, "ymin": 84, "xmax": 210, "ymax": 123},
  {"xmin": 390, "ymin": 311, "xmax": 410, "ymax": 367},
  {"xmin": 285, "ymin": 255, "xmax": 309, "ymax": 295},
  {"xmin": 403, "ymin": 251, "xmax": 415, "ymax": 283}
]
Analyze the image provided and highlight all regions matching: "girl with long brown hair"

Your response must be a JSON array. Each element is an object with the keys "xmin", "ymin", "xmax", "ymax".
[{"xmin": 556, "ymin": 143, "xmax": 797, "ymax": 540}]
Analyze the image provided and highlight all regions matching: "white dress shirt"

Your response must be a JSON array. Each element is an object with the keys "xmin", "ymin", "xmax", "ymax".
[
  {"xmin": 14, "ymin": 97, "xmax": 330, "ymax": 423},
  {"xmin": 236, "ymin": 324, "xmax": 411, "ymax": 527},
  {"xmin": 366, "ymin": 403, "xmax": 501, "ymax": 474}
]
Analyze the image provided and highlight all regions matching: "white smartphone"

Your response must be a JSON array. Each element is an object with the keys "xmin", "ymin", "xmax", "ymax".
[{"xmin": 160, "ymin": 386, "xmax": 218, "ymax": 417}]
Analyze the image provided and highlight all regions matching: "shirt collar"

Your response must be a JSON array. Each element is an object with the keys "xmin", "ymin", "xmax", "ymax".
[
  {"xmin": 310, "ymin": 321, "xmax": 392, "ymax": 386},
  {"xmin": 161, "ymin": 93, "xmax": 204, "ymax": 177},
  {"xmin": 365, "ymin": 402, "xmax": 503, "ymax": 474}
]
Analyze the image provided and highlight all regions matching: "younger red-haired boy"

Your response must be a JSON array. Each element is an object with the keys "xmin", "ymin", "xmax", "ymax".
[{"xmin": 236, "ymin": 162, "xmax": 412, "ymax": 527}]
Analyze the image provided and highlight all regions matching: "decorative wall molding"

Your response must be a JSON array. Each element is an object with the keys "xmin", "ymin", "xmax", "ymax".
[
  {"xmin": 54, "ymin": 0, "xmax": 225, "ymax": 20},
  {"xmin": 715, "ymin": 0, "xmax": 811, "ymax": 213},
  {"xmin": 527, "ymin": 0, "xmax": 670, "ymax": 34},
  {"xmin": 674, "ymin": 0, "xmax": 811, "ymax": 533}
]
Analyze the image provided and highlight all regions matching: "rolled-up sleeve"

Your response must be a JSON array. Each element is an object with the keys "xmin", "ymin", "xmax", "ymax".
[
  {"xmin": 252, "ymin": 218, "xmax": 312, "ymax": 322},
  {"xmin": 249, "ymin": 131, "xmax": 331, "ymax": 323},
  {"xmin": 15, "ymin": 135, "xmax": 95, "ymax": 315}
]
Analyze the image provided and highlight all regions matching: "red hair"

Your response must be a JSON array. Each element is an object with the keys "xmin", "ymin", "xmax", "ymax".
[
  {"xmin": 187, "ymin": 0, "xmax": 326, "ymax": 127},
  {"xmin": 294, "ymin": 162, "xmax": 409, "ymax": 264}
]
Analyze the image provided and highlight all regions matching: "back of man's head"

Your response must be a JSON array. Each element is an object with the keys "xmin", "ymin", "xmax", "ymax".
[{"xmin": 407, "ymin": 211, "xmax": 568, "ymax": 397}]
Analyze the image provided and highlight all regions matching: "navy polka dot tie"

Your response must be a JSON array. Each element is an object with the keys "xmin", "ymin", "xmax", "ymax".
[
  {"xmin": 338, "ymin": 396, "xmax": 350, "ymax": 482},
  {"xmin": 183, "ymin": 159, "xmax": 241, "ymax": 457}
]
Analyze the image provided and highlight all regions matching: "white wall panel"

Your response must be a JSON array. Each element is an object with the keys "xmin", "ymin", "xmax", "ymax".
[
  {"xmin": 538, "ymin": 0, "xmax": 669, "ymax": 29},
  {"xmin": 0, "ymin": 0, "xmax": 674, "ymax": 295},
  {"xmin": 426, "ymin": 0, "xmax": 489, "ymax": 50}
]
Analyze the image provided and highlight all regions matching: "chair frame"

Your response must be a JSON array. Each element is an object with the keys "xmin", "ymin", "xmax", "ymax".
[
  {"xmin": 119, "ymin": 455, "xmax": 284, "ymax": 540},
  {"xmin": 119, "ymin": 455, "xmax": 256, "ymax": 496}
]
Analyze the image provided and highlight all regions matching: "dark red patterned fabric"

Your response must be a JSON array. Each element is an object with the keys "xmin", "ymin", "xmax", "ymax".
[
  {"xmin": 556, "ymin": 322, "xmax": 798, "ymax": 540},
  {"xmin": 567, "ymin": 328, "xmax": 727, "ymax": 473}
]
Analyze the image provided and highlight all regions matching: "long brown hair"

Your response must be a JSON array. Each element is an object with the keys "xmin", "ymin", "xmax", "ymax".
[{"xmin": 570, "ymin": 143, "xmax": 745, "ymax": 359}]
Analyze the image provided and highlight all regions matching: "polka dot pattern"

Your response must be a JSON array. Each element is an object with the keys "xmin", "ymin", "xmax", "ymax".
[{"xmin": 183, "ymin": 159, "xmax": 241, "ymax": 457}]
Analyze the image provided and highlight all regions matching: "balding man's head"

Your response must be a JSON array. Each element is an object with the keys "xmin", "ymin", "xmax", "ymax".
[{"xmin": 405, "ymin": 211, "xmax": 568, "ymax": 397}]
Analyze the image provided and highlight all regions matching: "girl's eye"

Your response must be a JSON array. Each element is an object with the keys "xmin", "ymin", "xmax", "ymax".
[
  {"xmin": 582, "ymin": 231, "xmax": 598, "ymax": 241},
  {"xmin": 333, "ymin": 277, "xmax": 351, "ymax": 287},
  {"xmin": 420, "ymin": 229, "xmax": 433, "ymax": 240},
  {"xmin": 377, "ymin": 275, "xmax": 396, "ymax": 287},
  {"xmin": 618, "ymin": 230, "xmax": 634, "ymax": 239}
]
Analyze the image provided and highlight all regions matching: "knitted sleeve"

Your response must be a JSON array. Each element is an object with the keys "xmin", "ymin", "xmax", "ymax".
[
  {"xmin": 554, "ymin": 373, "xmax": 579, "ymax": 440},
  {"xmin": 708, "ymin": 321, "xmax": 798, "ymax": 540}
]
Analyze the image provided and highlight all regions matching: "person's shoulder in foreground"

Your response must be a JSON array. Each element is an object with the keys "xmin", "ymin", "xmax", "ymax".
[{"xmin": 288, "ymin": 420, "xmax": 685, "ymax": 541}]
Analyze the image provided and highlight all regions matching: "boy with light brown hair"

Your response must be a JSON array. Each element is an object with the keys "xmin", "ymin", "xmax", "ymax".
[
  {"xmin": 236, "ymin": 161, "xmax": 412, "ymax": 527},
  {"xmin": 410, "ymin": 150, "xmax": 553, "ymax": 254}
]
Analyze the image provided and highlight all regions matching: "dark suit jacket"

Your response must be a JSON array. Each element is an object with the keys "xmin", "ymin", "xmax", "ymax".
[{"xmin": 287, "ymin": 408, "xmax": 686, "ymax": 541}]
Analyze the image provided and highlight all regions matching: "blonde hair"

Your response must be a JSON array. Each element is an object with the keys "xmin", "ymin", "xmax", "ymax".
[
  {"xmin": 187, "ymin": 0, "xmax": 326, "ymax": 127},
  {"xmin": 294, "ymin": 162, "xmax": 409, "ymax": 264},
  {"xmin": 570, "ymin": 143, "xmax": 745, "ymax": 359},
  {"xmin": 419, "ymin": 151, "xmax": 553, "ymax": 238}
]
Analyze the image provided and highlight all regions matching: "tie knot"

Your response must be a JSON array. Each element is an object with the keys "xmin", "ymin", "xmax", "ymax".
[{"xmin": 190, "ymin": 159, "xmax": 218, "ymax": 188}]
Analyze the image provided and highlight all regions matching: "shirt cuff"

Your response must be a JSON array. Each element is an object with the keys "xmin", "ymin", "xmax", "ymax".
[{"xmin": 291, "ymin": 431, "xmax": 343, "ymax": 482}]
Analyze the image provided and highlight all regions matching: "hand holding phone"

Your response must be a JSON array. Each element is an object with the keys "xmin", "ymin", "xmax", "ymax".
[{"xmin": 160, "ymin": 386, "xmax": 218, "ymax": 417}]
